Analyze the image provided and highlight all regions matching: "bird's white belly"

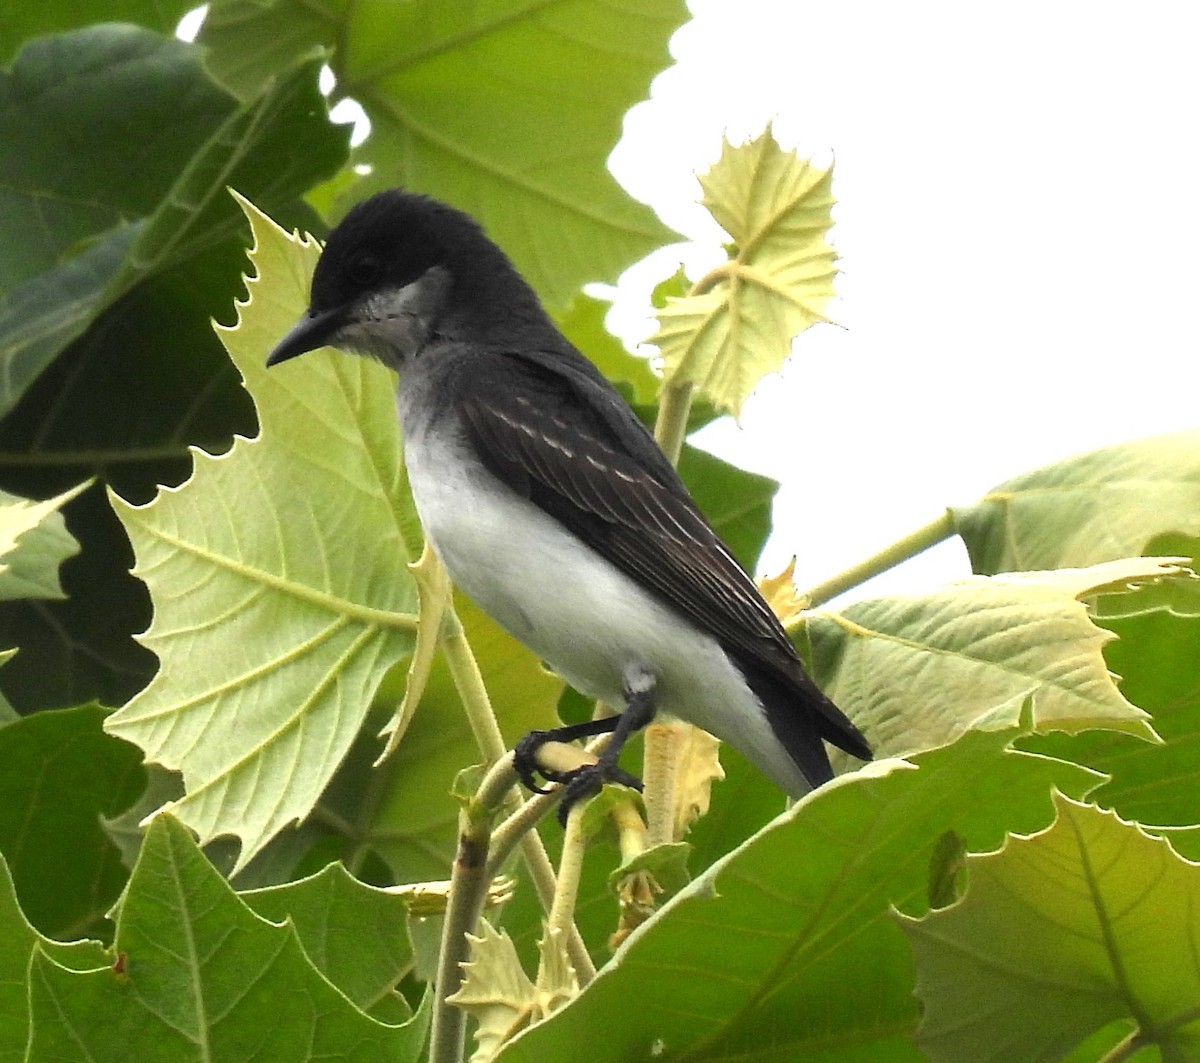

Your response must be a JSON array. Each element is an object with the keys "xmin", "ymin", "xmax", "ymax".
[{"xmin": 402, "ymin": 426, "xmax": 809, "ymax": 795}]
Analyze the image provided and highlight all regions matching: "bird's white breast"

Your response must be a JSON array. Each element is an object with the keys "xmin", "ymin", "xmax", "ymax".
[{"xmin": 399, "ymin": 409, "xmax": 809, "ymax": 796}]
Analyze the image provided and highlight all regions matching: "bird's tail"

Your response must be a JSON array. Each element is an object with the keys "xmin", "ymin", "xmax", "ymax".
[{"xmin": 736, "ymin": 655, "xmax": 871, "ymax": 791}]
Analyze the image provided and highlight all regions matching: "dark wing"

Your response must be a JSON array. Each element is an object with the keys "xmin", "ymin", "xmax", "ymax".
[{"xmin": 455, "ymin": 346, "xmax": 870, "ymax": 763}]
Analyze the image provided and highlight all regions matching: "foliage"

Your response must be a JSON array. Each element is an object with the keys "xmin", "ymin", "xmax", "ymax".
[{"xmin": 2, "ymin": 4, "xmax": 1198, "ymax": 1062}]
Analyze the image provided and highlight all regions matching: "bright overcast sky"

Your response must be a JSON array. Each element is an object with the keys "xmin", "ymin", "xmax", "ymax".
[{"xmin": 604, "ymin": 0, "xmax": 1200, "ymax": 602}]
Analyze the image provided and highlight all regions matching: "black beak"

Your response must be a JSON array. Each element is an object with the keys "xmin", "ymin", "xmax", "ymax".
[{"xmin": 266, "ymin": 306, "xmax": 345, "ymax": 366}]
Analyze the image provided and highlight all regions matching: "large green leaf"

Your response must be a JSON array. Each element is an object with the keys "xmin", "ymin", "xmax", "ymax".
[
  {"xmin": 806, "ymin": 558, "xmax": 1166, "ymax": 764},
  {"xmin": 105, "ymin": 198, "xmax": 419, "ymax": 872},
  {"xmin": 650, "ymin": 129, "xmax": 837, "ymax": 417},
  {"xmin": 493, "ymin": 725, "xmax": 1100, "ymax": 1062},
  {"xmin": 0, "ymin": 855, "xmax": 109, "ymax": 1063},
  {"xmin": 901, "ymin": 795, "xmax": 1200, "ymax": 1062},
  {"xmin": 951, "ymin": 431, "xmax": 1200, "ymax": 573},
  {"xmin": 0, "ymin": 24, "xmax": 347, "ymax": 420},
  {"xmin": 0, "ymin": 2, "xmax": 195, "ymax": 63},
  {"xmin": 199, "ymin": 0, "xmax": 685, "ymax": 307},
  {"xmin": 0, "ymin": 26, "xmax": 227, "ymax": 298},
  {"xmin": 0, "ymin": 705, "xmax": 145, "ymax": 938},
  {"xmin": 240, "ymin": 863, "xmax": 415, "ymax": 1019},
  {"xmin": 25, "ymin": 815, "xmax": 428, "ymax": 1061},
  {"xmin": 1023, "ymin": 574, "xmax": 1200, "ymax": 836}
]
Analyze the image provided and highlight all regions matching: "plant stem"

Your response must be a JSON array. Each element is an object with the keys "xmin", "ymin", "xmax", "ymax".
[
  {"xmin": 653, "ymin": 380, "xmax": 695, "ymax": 466},
  {"xmin": 797, "ymin": 511, "xmax": 957, "ymax": 610},
  {"xmin": 428, "ymin": 756, "xmax": 518, "ymax": 1063},
  {"xmin": 545, "ymin": 803, "xmax": 589, "ymax": 942},
  {"xmin": 1094, "ymin": 1027, "xmax": 1146, "ymax": 1063},
  {"xmin": 437, "ymin": 605, "xmax": 595, "ymax": 1001},
  {"xmin": 440, "ymin": 608, "xmax": 509, "ymax": 762}
]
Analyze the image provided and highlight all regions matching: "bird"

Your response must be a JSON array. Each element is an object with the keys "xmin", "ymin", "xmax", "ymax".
[{"xmin": 267, "ymin": 189, "xmax": 871, "ymax": 818}]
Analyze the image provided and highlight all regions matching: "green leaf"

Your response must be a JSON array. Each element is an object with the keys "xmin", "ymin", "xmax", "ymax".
[
  {"xmin": 0, "ymin": 1, "xmax": 195, "ymax": 63},
  {"xmin": 556, "ymin": 292, "xmax": 660, "ymax": 406},
  {"xmin": 0, "ymin": 24, "xmax": 347, "ymax": 422},
  {"xmin": 493, "ymin": 726, "xmax": 1101, "ymax": 1062},
  {"xmin": 25, "ymin": 815, "xmax": 428, "ymax": 1061},
  {"xmin": 806, "ymin": 558, "xmax": 1166, "ymax": 765},
  {"xmin": 0, "ymin": 705, "xmax": 145, "ymax": 938},
  {"xmin": 104, "ymin": 197, "xmax": 419, "ymax": 873},
  {"xmin": 952, "ymin": 430, "xmax": 1200, "ymax": 573},
  {"xmin": 900, "ymin": 795, "xmax": 1200, "ymax": 1062},
  {"xmin": 240, "ymin": 863, "xmax": 414, "ymax": 1016},
  {"xmin": 200, "ymin": 0, "xmax": 685, "ymax": 307},
  {"xmin": 0, "ymin": 854, "xmax": 109, "ymax": 1063},
  {"xmin": 650, "ymin": 129, "xmax": 837, "ymax": 417},
  {"xmin": 0, "ymin": 26, "xmax": 227, "ymax": 297},
  {"xmin": 679, "ymin": 443, "xmax": 777, "ymax": 571},
  {"xmin": 0, "ymin": 482, "xmax": 83, "ymax": 601},
  {"xmin": 1022, "ymin": 573, "xmax": 1200, "ymax": 835}
]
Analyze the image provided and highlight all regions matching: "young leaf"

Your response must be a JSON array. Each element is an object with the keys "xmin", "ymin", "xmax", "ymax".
[
  {"xmin": 650, "ymin": 128, "xmax": 837, "ymax": 417},
  {"xmin": 806, "ymin": 558, "xmax": 1168, "ymax": 763},
  {"xmin": 25, "ymin": 815, "xmax": 427, "ymax": 1061},
  {"xmin": 199, "ymin": 0, "xmax": 686, "ymax": 308},
  {"xmin": 492, "ymin": 725, "xmax": 1101, "ymax": 1062},
  {"xmin": 900, "ymin": 795, "xmax": 1200, "ymax": 1062},
  {"xmin": 952, "ymin": 430, "xmax": 1200, "ymax": 573},
  {"xmin": 105, "ymin": 198, "xmax": 420, "ymax": 872}
]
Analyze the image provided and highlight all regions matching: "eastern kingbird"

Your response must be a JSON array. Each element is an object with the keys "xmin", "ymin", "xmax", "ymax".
[{"xmin": 267, "ymin": 190, "xmax": 870, "ymax": 816}]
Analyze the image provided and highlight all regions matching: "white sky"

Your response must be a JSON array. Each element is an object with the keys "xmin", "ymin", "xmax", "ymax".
[{"xmin": 604, "ymin": 0, "xmax": 1200, "ymax": 602}]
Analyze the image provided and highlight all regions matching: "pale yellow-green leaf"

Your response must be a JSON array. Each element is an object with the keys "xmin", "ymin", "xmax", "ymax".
[
  {"xmin": 104, "ymin": 196, "xmax": 420, "ymax": 872},
  {"xmin": 0, "ymin": 483, "xmax": 85, "ymax": 601},
  {"xmin": 649, "ymin": 128, "xmax": 837, "ymax": 417},
  {"xmin": 448, "ymin": 919, "xmax": 537, "ymax": 1062},
  {"xmin": 952, "ymin": 430, "xmax": 1200, "ymax": 573},
  {"xmin": 533, "ymin": 925, "xmax": 579, "ymax": 1018},
  {"xmin": 376, "ymin": 541, "xmax": 451, "ymax": 762},
  {"xmin": 900, "ymin": 795, "xmax": 1200, "ymax": 1062},
  {"xmin": 807, "ymin": 558, "xmax": 1170, "ymax": 768}
]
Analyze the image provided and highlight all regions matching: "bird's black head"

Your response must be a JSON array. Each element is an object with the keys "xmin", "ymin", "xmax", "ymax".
[{"xmin": 267, "ymin": 190, "xmax": 543, "ymax": 369}]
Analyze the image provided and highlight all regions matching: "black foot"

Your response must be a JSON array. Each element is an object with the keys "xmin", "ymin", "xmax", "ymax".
[
  {"xmin": 513, "ymin": 681, "xmax": 659, "ymax": 825},
  {"xmin": 512, "ymin": 716, "xmax": 623, "ymax": 794},
  {"xmin": 556, "ymin": 759, "xmax": 644, "ymax": 825},
  {"xmin": 513, "ymin": 730, "xmax": 570, "ymax": 794}
]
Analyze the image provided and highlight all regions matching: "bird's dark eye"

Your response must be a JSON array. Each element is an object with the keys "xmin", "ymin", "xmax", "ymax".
[{"xmin": 346, "ymin": 253, "xmax": 383, "ymax": 288}]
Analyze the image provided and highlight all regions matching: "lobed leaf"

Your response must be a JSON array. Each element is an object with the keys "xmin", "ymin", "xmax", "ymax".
[
  {"xmin": 650, "ymin": 129, "xmax": 837, "ymax": 417},
  {"xmin": 0, "ymin": 856, "xmax": 108, "ymax": 1063},
  {"xmin": 25, "ymin": 815, "xmax": 428, "ymax": 1061},
  {"xmin": 240, "ymin": 863, "xmax": 415, "ymax": 1018},
  {"xmin": 952, "ymin": 430, "xmax": 1200, "ymax": 573},
  {"xmin": 105, "ymin": 197, "xmax": 419, "ymax": 872},
  {"xmin": 1024, "ymin": 572, "xmax": 1200, "ymax": 836},
  {"xmin": 806, "ymin": 557, "xmax": 1167, "ymax": 765},
  {"xmin": 494, "ymin": 725, "xmax": 1101, "ymax": 1062},
  {"xmin": 0, "ymin": 705, "xmax": 145, "ymax": 939},
  {"xmin": 901, "ymin": 795, "xmax": 1200, "ymax": 1062}
]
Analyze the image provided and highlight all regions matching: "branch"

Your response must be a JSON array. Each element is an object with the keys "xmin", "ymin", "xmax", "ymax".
[{"xmin": 797, "ymin": 511, "xmax": 958, "ymax": 610}]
